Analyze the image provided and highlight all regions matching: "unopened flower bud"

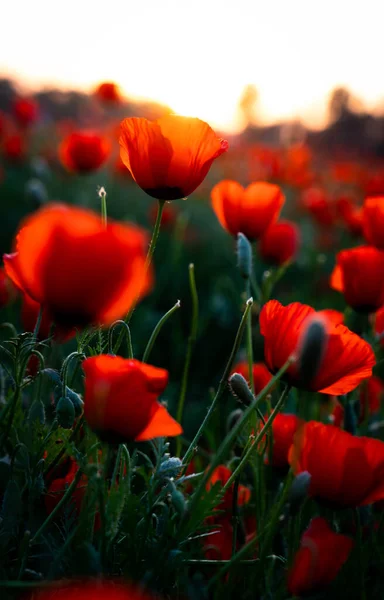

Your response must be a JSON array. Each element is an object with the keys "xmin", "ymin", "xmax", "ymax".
[
  {"xmin": 297, "ymin": 315, "xmax": 328, "ymax": 387},
  {"xmin": 56, "ymin": 396, "xmax": 75, "ymax": 429},
  {"xmin": 171, "ymin": 488, "xmax": 186, "ymax": 516},
  {"xmin": 25, "ymin": 178, "xmax": 48, "ymax": 208},
  {"xmin": 237, "ymin": 233, "xmax": 253, "ymax": 279},
  {"xmin": 54, "ymin": 385, "xmax": 83, "ymax": 417},
  {"xmin": 288, "ymin": 471, "xmax": 311, "ymax": 515},
  {"xmin": 229, "ymin": 372, "xmax": 255, "ymax": 406},
  {"xmin": 226, "ymin": 408, "xmax": 244, "ymax": 432},
  {"xmin": 158, "ymin": 457, "xmax": 183, "ymax": 479}
]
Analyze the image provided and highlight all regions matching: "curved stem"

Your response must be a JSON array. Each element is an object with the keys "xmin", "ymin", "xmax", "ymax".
[
  {"xmin": 176, "ymin": 265, "xmax": 198, "ymax": 456},
  {"xmin": 182, "ymin": 298, "xmax": 253, "ymax": 466},
  {"xmin": 109, "ymin": 320, "xmax": 133, "ymax": 357},
  {"xmin": 142, "ymin": 300, "xmax": 181, "ymax": 363}
]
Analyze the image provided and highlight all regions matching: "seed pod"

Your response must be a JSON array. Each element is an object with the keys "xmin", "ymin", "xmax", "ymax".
[
  {"xmin": 56, "ymin": 396, "xmax": 75, "ymax": 429},
  {"xmin": 297, "ymin": 315, "xmax": 329, "ymax": 387},
  {"xmin": 237, "ymin": 233, "xmax": 253, "ymax": 279}
]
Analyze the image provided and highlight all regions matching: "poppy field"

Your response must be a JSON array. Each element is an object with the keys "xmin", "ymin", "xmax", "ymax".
[{"xmin": 0, "ymin": 84, "xmax": 384, "ymax": 600}]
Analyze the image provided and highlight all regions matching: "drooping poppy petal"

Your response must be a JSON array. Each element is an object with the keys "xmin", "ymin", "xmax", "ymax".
[
  {"xmin": 258, "ymin": 219, "xmax": 300, "ymax": 265},
  {"xmin": 59, "ymin": 130, "xmax": 111, "ymax": 173},
  {"xmin": 3, "ymin": 204, "xmax": 151, "ymax": 332},
  {"xmin": 287, "ymin": 517, "xmax": 354, "ymax": 596},
  {"xmin": 330, "ymin": 245, "xmax": 384, "ymax": 313},
  {"xmin": 119, "ymin": 115, "xmax": 228, "ymax": 200},
  {"xmin": 289, "ymin": 421, "xmax": 384, "ymax": 506},
  {"xmin": 82, "ymin": 355, "xmax": 182, "ymax": 443},
  {"xmin": 259, "ymin": 300, "xmax": 375, "ymax": 394},
  {"xmin": 211, "ymin": 180, "xmax": 285, "ymax": 240}
]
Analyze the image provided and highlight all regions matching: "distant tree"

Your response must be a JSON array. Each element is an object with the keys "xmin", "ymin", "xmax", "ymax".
[
  {"xmin": 328, "ymin": 86, "xmax": 364, "ymax": 123},
  {"xmin": 239, "ymin": 84, "xmax": 259, "ymax": 127}
]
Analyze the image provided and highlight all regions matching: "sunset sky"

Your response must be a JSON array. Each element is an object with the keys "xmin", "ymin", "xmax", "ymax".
[{"xmin": 1, "ymin": 0, "xmax": 383, "ymax": 133}]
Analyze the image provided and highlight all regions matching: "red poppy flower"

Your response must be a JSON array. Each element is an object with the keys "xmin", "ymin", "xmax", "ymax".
[
  {"xmin": 283, "ymin": 144, "xmax": 314, "ymax": 189},
  {"xmin": 21, "ymin": 292, "xmax": 75, "ymax": 342},
  {"xmin": 94, "ymin": 81, "xmax": 121, "ymax": 104},
  {"xmin": 206, "ymin": 464, "xmax": 251, "ymax": 511},
  {"xmin": 32, "ymin": 581, "xmax": 155, "ymax": 600},
  {"xmin": 82, "ymin": 355, "xmax": 182, "ymax": 443},
  {"xmin": 2, "ymin": 133, "xmax": 26, "ymax": 162},
  {"xmin": 301, "ymin": 187, "xmax": 335, "ymax": 227},
  {"xmin": 59, "ymin": 130, "xmax": 111, "ymax": 173},
  {"xmin": 317, "ymin": 309, "xmax": 344, "ymax": 325},
  {"xmin": 287, "ymin": 517, "xmax": 354, "ymax": 596},
  {"xmin": 231, "ymin": 361, "xmax": 272, "ymax": 395},
  {"xmin": 258, "ymin": 220, "xmax": 300, "ymax": 265},
  {"xmin": 363, "ymin": 168, "xmax": 384, "ymax": 197},
  {"xmin": 266, "ymin": 413, "xmax": 301, "ymax": 468},
  {"xmin": 259, "ymin": 300, "xmax": 375, "ymax": 395},
  {"xmin": 45, "ymin": 459, "xmax": 87, "ymax": 516},
  {"xmin": 330, "ymin": 246, "xmax": 384, "ymax": 313},
  {"xmin": 203, "ymin": 515, "xmax": 234, "ymax": 560},
  {"xmin": 0, "ymin": 267, "xmax": 17, "ymax": 308},
  {"xmin": 289, "ymin": 420, "xmax": 384, "ymax": 506},
  {"xmin": 211, "ymin": 180, "xmax": 285, "ymax": 240},
  {"xmin": 12, "ymin": 97, "xmax": 38, "ymax": 128},
  {"xmin": 362, "ymin": 196, "xmax": 384, "ymax": 249},
  {"xmin": 336, "ymin": 195, "xmax": 363, "ymax": 236},
  {"xmin": 3, "ymin": 204, "xmax": 151, "ymax": 333},
  {"xmin": 359, "ymin": 376, "xmax": 384, "ymax": 421},
  {"xmin": 374, "ymin": 306, "xmax": 384, "ymax": 346},
  {"xmin": 119, "ymin": 115, "xmax": 228, "ymax": 200}
]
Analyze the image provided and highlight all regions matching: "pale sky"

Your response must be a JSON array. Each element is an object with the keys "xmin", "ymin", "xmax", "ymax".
[{"xmin": 1, "ymin": 0, "xmax": 383, "ymax": 132}]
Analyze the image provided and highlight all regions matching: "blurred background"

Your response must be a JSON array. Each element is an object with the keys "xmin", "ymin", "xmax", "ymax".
[{"xmin": 0, "ymin": 0, "xmax": 383, "ymax": 439}]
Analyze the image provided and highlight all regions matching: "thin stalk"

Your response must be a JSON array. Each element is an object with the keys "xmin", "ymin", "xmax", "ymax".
[
  {"xmin": 108, "ymin": 320, "xmax": 133, "ymax": 358},
  {"xmin": 182, "ymin": 298, "xmax": 253, "ymax": 466},
  {"xmin": 245, "ymin": 280, "xmax": 254, "ymax": 394},
  {"xmin": 100, "ymin": 188, "xmax": 107, "ymax": 227},
  {"xmin": 44, "ymin": 416, "xmax": 84, "ymax": 479},
  {"xmin": 176, "ymin": 265, "xmax": 198, "ymax": 456},
  {"xmin": 142, "ymin": 300, "xmax": 181, "ymax": 363},
  {"xmin": 231, "ymin": 477, "xmax": 240, "ymax": 556},
  {"xmin": 30, "ymin": 467, "xmax": 83, "ymax": 545},
  {"xmin": 222, "ymin": 385, "xmax": 291, "ymax": 492},
  {"xmin": 32, "ymin": 306, "xmax": 43, "ymax": 343},
  {"xmin": 181, "ymin": 359, "xmax": 294, "ymax": 535},
  {"xmin": 122, "ymin": 444, "xmax": 131, "ymax": 494},
  {"xmin": 114, "ymin": 199, "xmax": 166, "ymax": 352}
]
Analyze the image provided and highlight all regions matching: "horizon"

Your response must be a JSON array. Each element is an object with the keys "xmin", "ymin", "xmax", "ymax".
[{"xmin": 1, "ymin": 0, "xmax": 383, "ymax": 134}]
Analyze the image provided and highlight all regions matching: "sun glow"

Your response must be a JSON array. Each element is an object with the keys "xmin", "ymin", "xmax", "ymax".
[{"xmin": 1, "ymin": 0, "xmax": 383, "ymax": 133}]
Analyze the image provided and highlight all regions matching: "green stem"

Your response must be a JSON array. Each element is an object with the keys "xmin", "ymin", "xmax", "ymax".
[
  {"xmin": 142, "ymin": 300, "xmax": 181, "ymax": 363},
  {"xmin": 231, "ymin": 477, "xmax": 240, "ymax": 556},
  {"xmin": 222, "ymin": 385, "xmax": 291, "ymax": 492},
  {"xmin": 245, "ymin": 279, "xmax": 254, "ymax": 395},
  {"xmin": 32, "ymin": 306, "xmax": 43, "ymax": 343},
  {"xmin": 60, "ymin": 352, "xmax": 85, "ymax": 397},
  {"xmin": 176, "ymin": 265, "xmax": 198, "ymax": 456},
  {"xmin": 181, "ymin": 359, "xmax": 294, "ymax": 536},
  {"xmin": 44, "ymin": 415, "xmax": 84, "ymax": 479},
  {"xmin": 100, "ymin": 189, "xmax": 107, "ymax": 227},
  {"xmin": 122, "ymin": 444, "xmax": 131, "ymax": 494},
  {"xmin": 182, "ymin": 298, "xmax": 253, "ymax": 466},
  {"xmin": 114, "ymin": 199, "xmax": 166, "ymax": 351},
  {"xmin": 109, "ymin": 320, "xmax": 133, "ymax": 357},
  {"xmin": 208, "ymin": 470, "xmax": 293, "ymax": 588},
  {"xmin": 31, "ymin": 467, "xmax": 83, "ymax": 545}
]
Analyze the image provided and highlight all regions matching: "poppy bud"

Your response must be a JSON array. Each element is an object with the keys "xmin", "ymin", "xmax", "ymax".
[
  {"xmin": 25, "ymin": 178, "xmax": 48, "ymax": 208},
  {"xmin": 28, "ymin": 399, "xmax": 45, "ymax": 424},
  {"xmin": 56, "ymin": 396, "xmax": 75, "ymax": 429},
  {"xmin": 228, "ymin": 373, "xmax": 254, "ymax": 406},
  {"xmin": 54, "ymin": 385, "xmax": 83, "ymax": 417},
  {"xmin": 344, "ymin": 400, "xmax": 358, "ymax": 435},
  {"xmin": 226, "ymin": 408, "xmax": 244, "ymax": 432},
  {"xmin": 171, "ymin": 487, "xmax": 186, "ymax": 516},
  {"xmin": 236, "ymin": 233, "xmax": 252, "ymax": 279},
  {"xmin": 158, "ymin": 457, "xmax": 183, "ymax": 479},
  {"xmin": 287, "ymin": 471, "xmax": 311, "ymax": 515},
  {"xmin": 297, "ymin": 315, "xmax": 328, "ymax": 387}
]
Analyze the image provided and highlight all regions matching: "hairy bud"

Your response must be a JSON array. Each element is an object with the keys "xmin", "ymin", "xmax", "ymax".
[
  {"xmin": 236, "ymin": 233, "xmax": 253, "ymax": 279},
  {"xmin": 229, "ymin": 373, "xmax": 255, "ymax": 406},
  {"xmin": 297, "ymin": 315, "xmax": 329, "ymax": 387}
]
